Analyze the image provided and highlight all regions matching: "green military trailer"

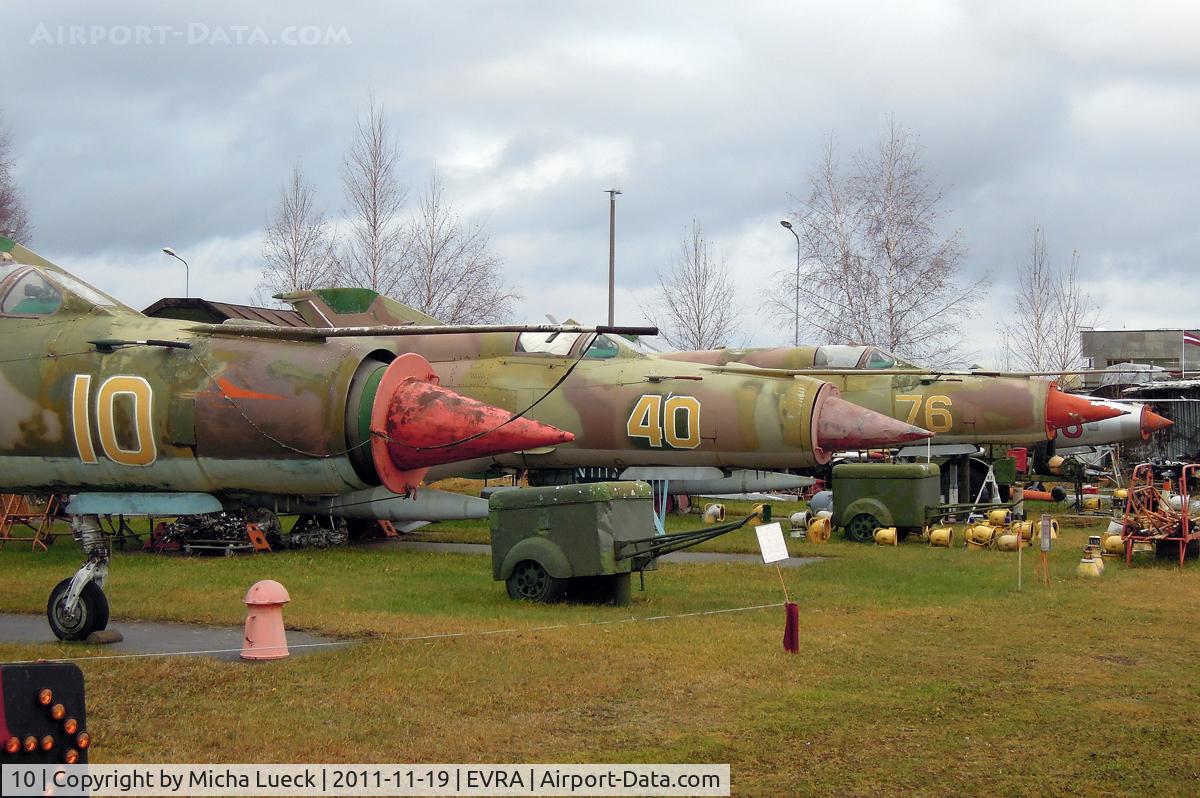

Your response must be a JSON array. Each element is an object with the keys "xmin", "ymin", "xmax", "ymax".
[
  {"xmin": 833, "ymin": 462, "xmax": 941, "ymax": 542},
  {"xmin": 490, "ymin": 481, "xmax": 654, "ymax": 605},
  {"xmin": 490, "ymin": 481, "xmax": 769, "ymax": 605}
]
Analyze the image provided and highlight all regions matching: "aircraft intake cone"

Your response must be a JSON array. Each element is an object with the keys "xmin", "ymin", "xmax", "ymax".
[
  {"xmin": 1140, "ymin": 407, "xmax": 1173, "ymax": 439},
  {"xmin": 1044, "ymin": 385, "xmax": 1127, "ymax": 434},
  {"xmin": 368, "ymin": 353, "xmax": 573, "ymax": 494},
  {"xmin": 815, "ymin": 394, "xmax": 932, "ymax": 452}
]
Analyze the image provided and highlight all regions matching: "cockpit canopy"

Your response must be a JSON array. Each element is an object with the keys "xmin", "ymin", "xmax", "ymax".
[
  {"xmin": 0, "ymin": 262, "xmax": 130, "ymax": 317},
  {"xmin": 812, "ymin": 345, "xmax": 916, "ymax": 369},
  {"xmin": 515, "ymin": 331, "xmax": 643, "ymax": 360}
]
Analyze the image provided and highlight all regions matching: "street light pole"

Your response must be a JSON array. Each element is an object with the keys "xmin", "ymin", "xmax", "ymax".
[
  {"xmin": 161, "ymin": 247, "xmax": 190, "ymax": 298},
  {"xmin": 779, "ymin": 219, "xmax": 800, "ymax": 346},
  {"xmin": 606, "ymin": 189, "xmax": 622, "ymax": 326}
]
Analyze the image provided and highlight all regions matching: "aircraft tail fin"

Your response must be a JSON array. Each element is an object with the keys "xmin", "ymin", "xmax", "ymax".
[
  {"xmin": 278, "ymin": 288, "xmax": 443, "ymax": 328},
  {"xmin": 1, "ymin": 236, "xmax": 59, "ymax": 270}
]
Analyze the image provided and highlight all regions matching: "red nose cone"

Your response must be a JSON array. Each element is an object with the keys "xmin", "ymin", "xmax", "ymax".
[
  {"xmin": 1045, "ymin": 385, "xmax": 1127, "ymax": 435},
  {"xmin": 369, "ymin": 354, "xmax": 573, "ymax": 494},
  {"xmin": 816, "ymin": 394, "xmax": 932, "ymax": 453},
  {"xmin": 1140, "ymin": 406, "xmax": 1173, "ymax": 439}
]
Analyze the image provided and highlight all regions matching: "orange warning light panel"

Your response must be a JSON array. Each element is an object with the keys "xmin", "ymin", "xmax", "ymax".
[{"xmin": 0, "ymin": 662, "xmax": 88, "ymax": 764}]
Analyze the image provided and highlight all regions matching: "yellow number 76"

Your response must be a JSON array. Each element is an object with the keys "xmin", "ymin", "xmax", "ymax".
[{"xmin": 895, "ymin": 394, "xmax": 954, "ymax": 433}]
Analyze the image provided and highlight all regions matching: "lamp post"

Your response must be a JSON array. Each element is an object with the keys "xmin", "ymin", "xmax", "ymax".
[
  {"xmin": 161, "ymin": 247, "xmax": 189, "ymax": 298},
  {"xmin": 605, "ymin": 189, "xmax": 621, "ymax": 326},
  {"xmin": 779, "ymin": 219, "xmax": 800, "ymax": 346}
]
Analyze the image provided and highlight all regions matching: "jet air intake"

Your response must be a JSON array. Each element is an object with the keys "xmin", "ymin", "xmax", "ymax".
[
  {"xmin": 782, "ymin": 378, "xmax": 933, "ymax": 465},
  {"xmin": 347, "ymin": 353, "xmax": 574, "ymax": 494},
  {"xmin": 1043, "ymin": 384, "xmax": 1127, "ymax": 438}
]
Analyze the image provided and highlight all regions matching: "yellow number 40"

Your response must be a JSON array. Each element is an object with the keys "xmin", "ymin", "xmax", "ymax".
[{"xmin": 626, "ymin": 394, "xmax": 701, "ymax": 449}]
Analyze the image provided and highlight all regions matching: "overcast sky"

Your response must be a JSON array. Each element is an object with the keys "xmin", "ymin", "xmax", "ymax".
[{"xmin": 3, "ymin": 1, "xmax": 1197, "ymax": 365}]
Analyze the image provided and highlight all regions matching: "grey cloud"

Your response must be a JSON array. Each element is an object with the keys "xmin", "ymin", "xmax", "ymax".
[{"xmin": 1, "ymin": 0, "xmax": 1197, "ymax": 355}]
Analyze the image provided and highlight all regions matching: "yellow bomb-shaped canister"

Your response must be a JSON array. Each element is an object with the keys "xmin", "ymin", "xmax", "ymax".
[
  {"xmin": 1082, "ymin": 496, "xmax": 1100, "ymax": 511},
  {"xmin": 928, "ymin": 527, "xmax": 953, "ymax": 547},
  {"xmin": 874, "ymin": 527, "xmax": 898, "ymax": 546},
  {"xmin": 988, "ymin": 509, "xmax": 1011, "ymax": 527},
  {"xmin": 1012, "ymin": 520, "xmax": 1034, "ymax": 541},
  {"xmin": 807, "ymin": 516, "xmax": 831, "ymax": 544},
  {"xmin": 995, "ymin": 533, "xmax": 1025, "ymax": 551},
  {"xmin": 1112, "ymin": 488, "xmax": 1128, "ymax": 502},
  {"xmin": 965, "ymin": 524, "xmax": 996, "ymax": 549},
  {"xmin": 1103, "ymin": 535, "xmax": 1125, "ymax": 555},
  {"xmin": 1077, "ymin": 557, "xmax": 1103, "ymax": 578}
]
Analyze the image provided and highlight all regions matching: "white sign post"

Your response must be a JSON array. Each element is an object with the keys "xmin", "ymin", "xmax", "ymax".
[{"xmin": 755, "ymin": 522, "xmax": 789, "ymax": 564}]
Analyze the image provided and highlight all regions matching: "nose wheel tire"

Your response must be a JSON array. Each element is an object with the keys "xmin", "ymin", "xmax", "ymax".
[
  {"xmin": 505, "ymin": 560, "xmax": 566, "ymax": 603},
  {"xmin": 47, "ymin": 578, "xmax": 110, "ymax": 641},
  {"xmin": 845, "ymin": 513, "xmax": 881, "ymax": 543}
]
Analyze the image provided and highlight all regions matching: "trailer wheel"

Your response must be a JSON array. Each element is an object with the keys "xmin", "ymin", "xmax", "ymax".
[
  {"xmin": 506, "ymin": 560, "xmax": 566, "ymax": 602},
  {"xmin": 47, "ymin": 578, "xmax": 109, "ymax": 641},
  {"xmin": 845, "ymin": 513, "xmax": 880, "ymax": 543}
]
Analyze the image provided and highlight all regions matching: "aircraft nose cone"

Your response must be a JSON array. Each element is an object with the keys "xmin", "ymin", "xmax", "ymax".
[
  {"xmin": 1140, "ymin": 406, "xmax": 1173, "ymax": 439},
  {"xmin": 1044, "ymin": 385, "xmax": 1127, "ymax": 433},
  {"xmin": 382, "ymin": 380, "xmax": 573, "ymax": 468},
  {"xmin": 368, "ymin": 353, "xmax": 573, "ymax": 494},
  {"xmin": 816, "ymin": 394, "xmax": 932, "ymax": 452}
]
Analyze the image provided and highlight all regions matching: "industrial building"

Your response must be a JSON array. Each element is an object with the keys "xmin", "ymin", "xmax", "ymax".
[{"xmin": 1080, "ymin": 328, "xmax": 1200, "ymax": 388}]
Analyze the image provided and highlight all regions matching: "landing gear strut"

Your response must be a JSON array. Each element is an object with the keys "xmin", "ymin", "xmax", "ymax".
[{"xmin": 46, "ymin": 515, "xmax": 111, "ymax": 641}]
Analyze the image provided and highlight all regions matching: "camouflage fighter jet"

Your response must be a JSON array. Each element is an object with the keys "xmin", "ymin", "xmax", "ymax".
[
  {"xmin": 271, "ymin": 290, "xmax": 934, "ymax": 493},
  {"xmin": 0, "ymin": 238, "xmax": 631, "ymax": 640},
  {"xmin": 653, "ymin": 344, "xmax": 1126, "ymax": 448}
]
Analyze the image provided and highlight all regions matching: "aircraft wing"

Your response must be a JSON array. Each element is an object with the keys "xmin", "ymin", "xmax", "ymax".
[
  {"xmin": 185, "ymin": 322, "xmax": 659, "ymax": 340},
  {"xmin": 702, "ymin": 364, "xmax": 1164, "ymax": 380}
]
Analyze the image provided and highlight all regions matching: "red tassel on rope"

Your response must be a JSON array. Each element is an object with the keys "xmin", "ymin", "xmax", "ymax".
[{"xmin": 782, "ymin": 601, "xmax": 800, "ymax": 653}]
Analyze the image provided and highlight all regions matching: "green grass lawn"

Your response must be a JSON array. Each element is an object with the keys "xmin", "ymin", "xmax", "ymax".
[{"xmin": 1, "ymin": 515, "xmax": 1197, "ymax": 796}]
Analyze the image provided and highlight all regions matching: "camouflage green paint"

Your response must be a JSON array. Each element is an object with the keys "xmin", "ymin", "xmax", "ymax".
[
  {"xmin": 282, "ymin": 290, "xmax": 927, "ymax": 478},
  {"xmin": 658, "ymin": 345, "xmax": 1060, "ymax": 445}
]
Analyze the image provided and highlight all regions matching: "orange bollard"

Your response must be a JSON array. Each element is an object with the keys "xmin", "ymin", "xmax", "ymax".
[{"xmin": 241, "ymin": 580, "xmax": 290, "ymax": 660}]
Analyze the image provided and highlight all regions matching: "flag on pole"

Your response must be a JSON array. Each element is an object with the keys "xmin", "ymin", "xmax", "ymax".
[{"xmin": 1182, "ymin": 331, "xmax": 1200, "ymax": 377}]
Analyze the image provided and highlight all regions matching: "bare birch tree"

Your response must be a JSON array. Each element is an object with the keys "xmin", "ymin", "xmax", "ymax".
[
  {"xmin": 256, "ymin": 161, "xmax": 336, "ymax": 302},
  {"xmin": 774, "ymin": 120, "xmax": 983, "ymax": 365},
  {"xmin": 998, "ymin": 226, "xmax": 1097, "ymax": 372},
  {"xmin": 643, "ymin": 220, "xmax": 741, "ymax": 350},
  {"xmin": 338, "ymin": 99, "xmax": 407, "ymax": 295},
  {"xmin": 400, "ymin": 171, "xmax": 519, "ymax": 322},
  {"xmin": 0, "ymin": 115, "xmax": 31, "ymax": 244}
]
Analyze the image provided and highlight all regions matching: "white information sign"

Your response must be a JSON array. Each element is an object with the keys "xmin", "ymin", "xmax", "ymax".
[{"xmin": 754, "ymin": 522, "xmax": 789, "ymax": 564}]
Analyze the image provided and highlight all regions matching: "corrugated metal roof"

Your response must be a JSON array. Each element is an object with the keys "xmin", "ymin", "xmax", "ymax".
[{"xmin": 142, "ymin": 297, "xmax": 308, "ymax": 327}]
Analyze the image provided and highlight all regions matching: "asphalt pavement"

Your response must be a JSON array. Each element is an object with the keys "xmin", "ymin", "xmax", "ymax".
[{"xmin": 0, "ymin": 614, "xmax": 345, "ymax": 662}]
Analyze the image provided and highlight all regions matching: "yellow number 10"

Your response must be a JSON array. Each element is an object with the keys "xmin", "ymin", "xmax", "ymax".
[{"xmin": 71, "ymin": 374, "xmax": 157, "ymax": 466}]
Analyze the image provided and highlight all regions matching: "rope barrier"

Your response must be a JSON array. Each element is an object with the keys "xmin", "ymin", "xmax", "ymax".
[{"xmin": 1, "ymin": 602, "xmax": 784, "ymax": 665}]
